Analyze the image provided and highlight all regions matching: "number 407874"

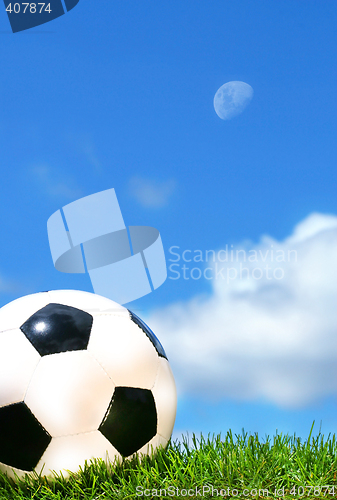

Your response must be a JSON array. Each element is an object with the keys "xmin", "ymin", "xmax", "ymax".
[{"xmin": 6, "ymin": 3, "xmax": 52, "ymax": 14}]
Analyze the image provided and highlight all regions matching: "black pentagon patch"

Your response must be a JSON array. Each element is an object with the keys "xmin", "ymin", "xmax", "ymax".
[
  {"xmin": 99, "ymin": 387, "xmax": 157, "ymax": 457},
  {"xmin": 128, "ymin": 310, "xmax": 167, "ymax": 360},
  {"xmin": 0, "ymin": 402, "xmax": 51, "ymax": 471},
  {"xmin": 20, "ymin": 303, "xmax": 93, "ymax": 356}
]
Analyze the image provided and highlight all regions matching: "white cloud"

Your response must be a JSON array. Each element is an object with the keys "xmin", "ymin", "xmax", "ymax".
[
  {"xmin": 129, "ymin": 177, "xmax": 175, "ymax": 208},
  {"xmin": 0, "ymin": 276, "xmax": 10, "ymax": 293},
  {"xmin": 0, "ymin": 274, "xmax": 21, "ymax": 295},
  {"xmin": 148, "ymin": 213, "xmax": 337, "ymax": 409},
  {"xmin": 67, "ymin": 132, "xmax": 102, "ymax": 172},
  {"xmin": 32, "ymin": 164, "xmax": 82, "ymax": 200}
]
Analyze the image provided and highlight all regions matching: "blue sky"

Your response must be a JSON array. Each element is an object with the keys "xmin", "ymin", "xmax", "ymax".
[{"xmin": 0, "ymin": 1, "xmax": 337, "ymax": 442}]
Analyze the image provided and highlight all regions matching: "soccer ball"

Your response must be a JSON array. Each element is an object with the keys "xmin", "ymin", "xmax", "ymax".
[{"xmin": 0, "ymin": 290, "xmax": 176, "ymax": 478}]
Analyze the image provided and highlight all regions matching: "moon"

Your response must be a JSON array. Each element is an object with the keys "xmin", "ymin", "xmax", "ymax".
[{"xmin": 214, "ymin": 81, "xmax": 253, "ymax": 120}]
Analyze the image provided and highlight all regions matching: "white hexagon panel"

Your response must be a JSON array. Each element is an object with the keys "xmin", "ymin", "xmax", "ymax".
[
  {"xmin": 0, "ymin": 329, "xmax": 40, "ymax": 407},
  {"xmin": 35, "ymin": 431, "xmax": 119, "ymax": 477},
  {"xmin": 88, "ymin": 315, "xmax": 159, "ymax": 389},
  {"xmin": 25, "ymin": 350, "xmax": 115, "ymax": 437},
  {"xmin": 152, "ymin": 358, "xmax": 177, "ymax": 441}
]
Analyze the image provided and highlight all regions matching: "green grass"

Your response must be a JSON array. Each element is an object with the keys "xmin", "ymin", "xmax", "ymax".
[{"xmin": 1, "ymin": 423, "xmax": 337, "ymax": 499}]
